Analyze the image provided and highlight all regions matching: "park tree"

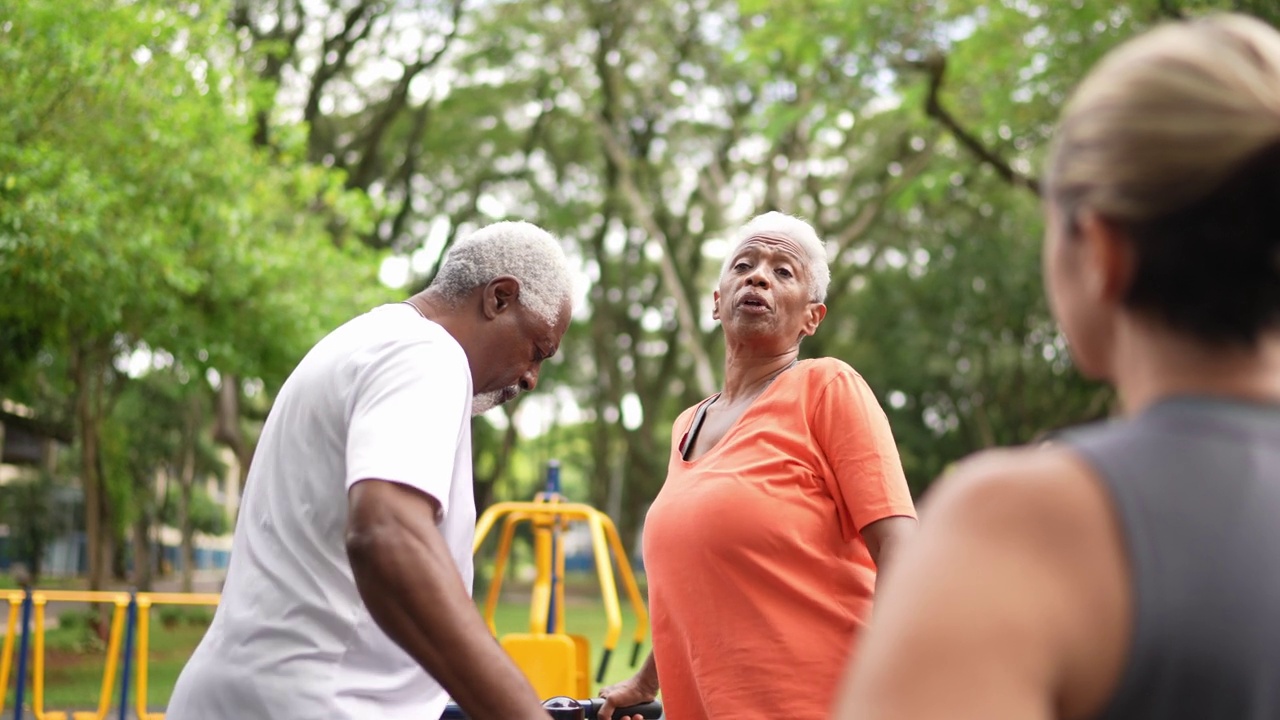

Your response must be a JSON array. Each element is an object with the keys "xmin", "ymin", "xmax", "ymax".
[
  {"xmin": 101, "ymin": 367, "xmax": 231, "ymax": 591},
  {"xmin": 213, "ymin": 0, "xmax": 1219, "ymax": 544},
  {"xmin": 6, "ymin": 0, "xmax": 1277, "ymax": 577},
  {"xmin": 436, "ymin": 0, "xmax": 944, "ymax": 542},
  {"xmin": 0, "ymin": 469, "xmax": 73, "ymax": 585},
  {"xmin": 448, "ymin": 0, "xmax": 1280, "ymax": 520},
  {"xmin": 0, "ymin": 0, "xmax": 385, "ymax": 590}
]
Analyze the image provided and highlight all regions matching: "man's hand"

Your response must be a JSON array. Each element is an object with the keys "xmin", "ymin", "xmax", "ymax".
[{"xmin": 347, "ymin": 479, "xmax": 548, "ymax": 720}]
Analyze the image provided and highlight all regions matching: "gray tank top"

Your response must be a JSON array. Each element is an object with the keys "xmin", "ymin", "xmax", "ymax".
[{"xmin": 1061, "ymin": 396, "xmax": 1280, "ymax": 720}]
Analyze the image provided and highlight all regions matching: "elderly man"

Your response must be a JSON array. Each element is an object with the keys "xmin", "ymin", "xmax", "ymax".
[
  {"xmin": 168, "ymin": 221, "xmax": 573, "ymax": 720},
  {"xmin": 599, "ymin": 212, "xmax": 917, "ymax": 720}
]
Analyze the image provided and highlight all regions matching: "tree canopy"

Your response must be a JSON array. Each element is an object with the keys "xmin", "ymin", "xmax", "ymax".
[{"xmin": 2, "ymin": 0, "xmax": 1270, "ymax": 565}]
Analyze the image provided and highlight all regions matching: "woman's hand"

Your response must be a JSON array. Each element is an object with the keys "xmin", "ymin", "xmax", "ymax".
[{"xmin": 597, "ymin": 672, "xmax": 659, "ymax": 720}]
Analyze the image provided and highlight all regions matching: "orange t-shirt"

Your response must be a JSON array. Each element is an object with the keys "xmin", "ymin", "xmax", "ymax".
[{"xmin": 642, "ymin": 358, "xmax": 915, "ymax": 720}]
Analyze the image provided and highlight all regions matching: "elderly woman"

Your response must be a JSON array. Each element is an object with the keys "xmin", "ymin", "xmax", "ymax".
[
  {"xmin": 600, "ymin": 212, "xmax": 917, "ymax": 720},
  {"xmin": 835, "ymin": 14, "xmax": 1280, "ymax": 720}
]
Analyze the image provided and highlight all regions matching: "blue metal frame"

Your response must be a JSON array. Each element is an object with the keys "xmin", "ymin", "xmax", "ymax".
[
  {"xmin": 12, "ymin": 589, "xmax": 31, "ymax": 720},
  {"xmin": 546, "ymin": 460, "xmax": 561, "ymax": 635},
  {"xmin": 118, "ymin": 593, "xmax": 137, "ymax": 720}
]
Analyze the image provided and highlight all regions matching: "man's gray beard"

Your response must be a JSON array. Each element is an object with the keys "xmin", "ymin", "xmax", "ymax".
[{"xmin": 471, "ymin": 385, "xmax": 520, "ymax": 416}]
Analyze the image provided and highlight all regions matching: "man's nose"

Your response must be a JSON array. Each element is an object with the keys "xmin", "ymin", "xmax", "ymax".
[{"xmin": 745, "ymin": 267, "xmax": 770, "ymax": 287}]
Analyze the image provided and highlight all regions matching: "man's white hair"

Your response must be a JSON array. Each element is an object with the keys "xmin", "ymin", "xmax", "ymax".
[
  {"xmin": 721, "ymin": 211, "xmax": 831, "ymax": 303},
  {"xmin": 432, "ymin": 221, "xmax": 573, "ymax": 324}
]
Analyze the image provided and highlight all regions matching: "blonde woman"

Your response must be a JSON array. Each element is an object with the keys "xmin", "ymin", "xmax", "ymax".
[{"xmin": 834, "ymin": 13, "xmax": 1280, "ymax": 720}]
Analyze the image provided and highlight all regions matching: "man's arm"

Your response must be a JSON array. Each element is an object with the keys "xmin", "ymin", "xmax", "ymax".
[
  {"xmin": 346, "ymin": 479, "xmax": 547, "ymax": 720},
  {"xmin": 832, "ymin": 449, "xmax": 1129, "ymax": 720}
]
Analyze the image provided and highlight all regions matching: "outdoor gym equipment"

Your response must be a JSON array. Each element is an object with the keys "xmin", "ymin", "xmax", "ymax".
[
  {"xmin": 441, "ymin": 695, "xmax": 663, "ymax": 719},
  {"xmin": 473, "ymin": 460, "xmax": 649, "ymax": 700},
  {"xmin": 0, "ymin": 460, "xmax": 651, "ymax": 717},
  {"xmin": 0, "ymin": 588, "xmax": 220, "ymax": 720}
]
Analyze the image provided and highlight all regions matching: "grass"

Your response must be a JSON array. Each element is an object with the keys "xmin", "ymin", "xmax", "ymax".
[
  {"xmin": 2, "ymin": 596, "xmax": 647, "ymax": 714},
  {"xmin": 0, "ymin": 574, "xmax": 83, "ymax": 591}
]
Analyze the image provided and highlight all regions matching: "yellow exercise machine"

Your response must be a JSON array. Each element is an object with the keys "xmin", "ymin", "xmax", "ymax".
[
  {"xmin": 474, "ymin": 461, "xmax": 649, "ymax": 699},
  {"xmin": 0, "ymin": 587, "xmax": 220, "ymax": 720}
]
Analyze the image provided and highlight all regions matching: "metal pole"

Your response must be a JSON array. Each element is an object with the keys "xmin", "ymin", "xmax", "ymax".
[
  {"xmin": 117, "ymin": 593, "xmax": 137, "ymax": 720},
  {"xmin": 11, "ymin": 588, "xmax": 31, "ymax": 720},
  {"xmin": 546, "ymin": 460, "xmax": 561, "ymax": 635}
]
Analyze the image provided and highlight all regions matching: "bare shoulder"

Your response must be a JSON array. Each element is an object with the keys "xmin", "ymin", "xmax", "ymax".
[
  {"xmin": 923, "ymin": 445, "xmax": 1113, "ymax": 544},
  {"xmin": 907, "ymin": 444, "xmax": 1130, "ymax": 719},
  {"xmin": 836, "ymin": 442, "xmax": 1130, "ymax": 720},
  {"xmin": 917, "ymin": 443, "xmax": 1129, "ymax": 605}
]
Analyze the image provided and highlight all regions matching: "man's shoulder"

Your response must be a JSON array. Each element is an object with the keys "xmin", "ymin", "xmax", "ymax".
[{"xmin": 339, "ymin": 305, "xmax": 468, "ymax": 371}]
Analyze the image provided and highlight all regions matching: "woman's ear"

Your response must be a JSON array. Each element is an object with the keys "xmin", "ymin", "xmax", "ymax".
[
  {"xmin": 1076, "ymin": 211, "xmax": 1136, "ymax": 305},
  {"xmin": 800, "ymin": 302, "xmax": 827, "ymax": 338}
]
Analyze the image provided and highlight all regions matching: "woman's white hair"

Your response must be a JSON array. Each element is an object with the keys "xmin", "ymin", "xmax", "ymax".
[
  {"xmin": 432, "ymin": 221, "xmax": 573, "ymax": 324},
  {"xmin": 721, "ymin": 212, "xmax": 831, "ymax": 302}
]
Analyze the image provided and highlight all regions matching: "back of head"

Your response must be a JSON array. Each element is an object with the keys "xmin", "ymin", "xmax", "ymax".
[
  {"xmin": 1045, "ymin": 13, "xmax": 1280, "ymax": 346},
  {"xmin": 726, "ymin": 211, "xmax": 832, "ymax": 303},
  {"xmin": 431, "ymin": 221, "xmax": 573, "ymax": 323}
]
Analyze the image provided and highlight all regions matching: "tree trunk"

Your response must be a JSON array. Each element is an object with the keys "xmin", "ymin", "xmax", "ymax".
[
  {"xmin": 471, "ymin": 403, "xmax": 523, "ymax": 512},
  {"xmin": 179, "ymin": 437, "xmax": 197, "ymax": 593},
  {"xmin": 132, "ymin": 514, "xmax": 153, "ymax": 591},
  {"xmin": 213, "ymin": 375, "xmax": 254, "ymax": 493},
  {"xmin": 72, "ymin": 346, "xmax": 107, "ymax": 592},
  {"xmin": 27, "ymin": 536, "xmax": 44, "ymax": 586},
  {"xmin": 111, "ymin": 531, "xmax": 128, "ymax": 581}
]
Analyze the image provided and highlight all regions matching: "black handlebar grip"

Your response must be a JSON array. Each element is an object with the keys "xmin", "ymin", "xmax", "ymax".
[
  {"xmin": 544, "ymin": 696, "xmax": 585, "ymax": 719},
  {"xmin": 439, "ymin": 698, "xmax": 664, "ymax": 719},
  {"xmin": 582, "ymin": 698, "xmax": 664, "ymax": 719}
]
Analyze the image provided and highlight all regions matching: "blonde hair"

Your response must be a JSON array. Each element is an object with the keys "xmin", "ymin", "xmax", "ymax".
[{"xmin": 1045, "ymin": 13, "xmax": 1280, "ymax": 344}]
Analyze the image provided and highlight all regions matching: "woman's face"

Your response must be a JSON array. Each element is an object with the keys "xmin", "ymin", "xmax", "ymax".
[
  {"xmin": 714, "ymin": 234, "xmax": 825, "ymax": 346},
  {"xmin": 1043, "ymin": 199, "xmax": 1116, "ymax": 379}
]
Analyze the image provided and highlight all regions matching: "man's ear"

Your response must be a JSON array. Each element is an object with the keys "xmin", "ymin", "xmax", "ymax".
[
  {"xmin": 711, "ymin": 290, "xmax": 721, "ymax": 321},
  {"xmin": 482, "ymin": 276, "xmax": 521, "ymax": 320},
  {"xmin": 1077, "ymin": 211, "xmax": 1134, "ymax": 305},
  {"xmin": 800, "ymin": 302, "xmax": 827, "ymax": 338}
]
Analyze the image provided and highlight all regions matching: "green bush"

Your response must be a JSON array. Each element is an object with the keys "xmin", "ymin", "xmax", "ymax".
[
  {"xmin": 55, "ymin": 609, "xmax": 95, "ymax": 632},
  {"xmin": 45, "ymin": 610, "xmax": 105, "ymax": 653},
  {"xmin": 156, "ymin": 605, "xmax": 214, "ymax": 628},
  {"xmin": 183, "ymin": 607, "xmax": 215, "ymax": 626}
]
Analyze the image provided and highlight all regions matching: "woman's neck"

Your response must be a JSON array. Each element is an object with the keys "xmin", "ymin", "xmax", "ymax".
[
  {"xmin": 720, "ymin": 349, "xmax": 800, "ymax": 404},
  {"xmin": 1111, "ymin": 322, "xmax": 1280, "ymax": 416}
]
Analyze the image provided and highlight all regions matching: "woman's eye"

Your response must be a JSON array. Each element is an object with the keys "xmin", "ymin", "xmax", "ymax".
[
  {"xmin": 776, "ymin": 267, "xmax": 793, "ymax": 278},
  {"xmin": 734, "ymin": 262, "xmax": 750, "ymax": 271}
]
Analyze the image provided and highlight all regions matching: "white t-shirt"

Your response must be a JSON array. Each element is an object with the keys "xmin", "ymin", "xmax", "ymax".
[{"xmin": 167, "ymin": 304, "xmax": 477, "ymax": 720}]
